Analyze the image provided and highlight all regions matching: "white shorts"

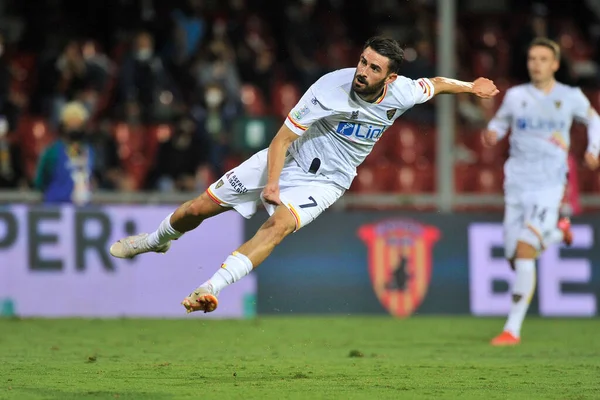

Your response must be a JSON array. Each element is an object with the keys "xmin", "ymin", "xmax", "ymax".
[
  {"xmin": 206, "ymin": 149, "xmax": 345, "ymax": 231},
  {"xmin": 503, "ymin": 185, "xmax": 565, "ymax": 259}
]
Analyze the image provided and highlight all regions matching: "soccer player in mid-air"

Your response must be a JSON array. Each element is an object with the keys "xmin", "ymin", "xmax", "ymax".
[
  {"xmin": 110, "ymin": 36, "xmax": 499, "ymax": 313},
  {"xmin": 483, "ymin": 38, "xmax": 600, "ymax": 346}
]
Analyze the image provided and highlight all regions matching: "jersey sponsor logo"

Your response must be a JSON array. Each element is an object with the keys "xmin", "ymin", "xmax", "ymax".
[
  {"xmin": 335, "ymin": 122, "xmax": 384, "ymax": 140},
  {"xmin": 516, "ymin": 117, "xmax": 566, "ymax": 131},
  {"xmin": 291, "ymin": 104, "xmax": 311, "ymax": 121},
  {"xmin": 358, "ymin": 219, "xmax": 440, "ymax": 318}
]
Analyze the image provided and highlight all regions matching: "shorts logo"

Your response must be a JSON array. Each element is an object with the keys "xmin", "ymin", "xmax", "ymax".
[
  {"xmin": 358, "ymin": 219, "xmax": 440, "ymax": 318},
  {"xmin": 291, "ymin": 104, "xmax": 310, "ymax": 121},
  {"xmin": 226, "ymin": 173, "xmax": 248, "ymax": 194},
  {"xmin": 215, "ymin": 179, "xmax": 224, "ymax": 189}
]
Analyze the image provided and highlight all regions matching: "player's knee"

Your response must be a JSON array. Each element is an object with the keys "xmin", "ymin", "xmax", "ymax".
[
  {"xmin": 185, "ymin": 194, "xmax": 216, "ymax": 219},
  {"xmin": 263, "ymin": 215, "xmax": 295, "ymax": 245},
  {"xmin": 515, "ymin": 240, "xmax": 537, "ymax": 259}
]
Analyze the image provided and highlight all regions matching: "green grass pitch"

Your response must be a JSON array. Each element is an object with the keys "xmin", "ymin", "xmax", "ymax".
[{"xmin": 1, "ymin": 316, "xmax": 599, "ymax": 399}]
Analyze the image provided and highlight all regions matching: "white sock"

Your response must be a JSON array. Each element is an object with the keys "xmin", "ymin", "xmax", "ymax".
[
  {"xmin": 504, "ymin": 259, "xmax": 536, "ymax": 338},
  {"xmin": 544, "ymin": 228, "xmax": 564, "ymax": 246},
  {"xmin": 206, "ymin": 251, "xmax": 253, "ymax": 294},
  {"xmin": 146, "ymin": 213, "xmax": 182, "ymax": 247}
]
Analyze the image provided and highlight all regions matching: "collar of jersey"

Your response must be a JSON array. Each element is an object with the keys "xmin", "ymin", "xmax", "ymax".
[{"xmin": 353, "ymin": 84, "xmax": 388, "ymax": 105}]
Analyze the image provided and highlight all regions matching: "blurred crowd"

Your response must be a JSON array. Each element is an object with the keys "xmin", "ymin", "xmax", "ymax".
[{"xmin": 1, "ymin": 0, "xmax": 600, "ymax": 203}]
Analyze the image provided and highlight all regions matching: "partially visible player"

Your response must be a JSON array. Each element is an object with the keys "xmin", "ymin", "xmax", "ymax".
[
  {"xmin": 483, "ymin": 38, "xmax": 600, "ymax": 346},
  {"xmin": 109, "ymin": 36, "xmax": 499, "ymax": 314}
]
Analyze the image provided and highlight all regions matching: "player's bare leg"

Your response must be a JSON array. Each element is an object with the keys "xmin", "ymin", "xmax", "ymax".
[
  {"xmin": 109, "ymin": 192, "xmax": 229, "ymax": 259},
  {"xmin": 182, "ymin": 205, "xmax": 296, "ymax": 313},
  {"xmin": 491, "ymin": 241, "xmax": 537, "ymax": 346}
]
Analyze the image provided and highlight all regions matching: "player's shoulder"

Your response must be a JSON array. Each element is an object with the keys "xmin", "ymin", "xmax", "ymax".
[
  {"xmin": 309, "ymin": 68, "xmax": 354, "ymax": 105},
  {"xmin": 554, "ymin": 81, "xmax": 586, "ymax": 97},
  {"xmin": 504, "ymin": 83, "xmax": 529, "ymax": 97},
  {"xmin": 388, "ymin": 75, "xmax": 416, "ymax": 92},
  {"xmin": 313, "ymin": 68, "xmax": 355, "ymax": 90},
  {"xmin": 386, "ymin": 75, "xmax": 421, "ymax": 106}
]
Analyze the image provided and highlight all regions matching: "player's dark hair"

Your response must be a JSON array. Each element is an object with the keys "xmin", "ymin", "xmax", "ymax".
[
  {"xmin": 529, "ymin": 37, "xmax": 561, "ymax": 60},
  {"xmin": 363, "ymin": 36, "xmax": 404, "ymax": 74}
]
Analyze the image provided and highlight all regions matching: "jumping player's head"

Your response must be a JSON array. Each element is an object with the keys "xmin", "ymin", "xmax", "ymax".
[
  {"xmin": 352, "ymin": 36, "xmax": 404, "ymax": 100},
  {"xmin": 527, "ymin": 37, "xmax": 560, "ymax": 85}
]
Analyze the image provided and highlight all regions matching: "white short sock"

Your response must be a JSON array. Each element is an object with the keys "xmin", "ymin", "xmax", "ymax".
[
  {"xmin": 207, "ymin": 252, "xmax": 253, "ymax": 294},
  {"xmin": 147, "ymin": 213, "xmax": 182, "ymax": 248},
  {"xmin": 504, "ymin": 258, "xmax": 536, "ymax": 338}
]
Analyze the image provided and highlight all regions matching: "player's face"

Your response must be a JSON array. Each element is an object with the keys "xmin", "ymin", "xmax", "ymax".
[
  {"xmin": 353, "ymin": 47, "xmax": 397, "ymax": 98},
  {"xmin": 527, "ymin": 45, "xmax": 559, "ymax": 83}
]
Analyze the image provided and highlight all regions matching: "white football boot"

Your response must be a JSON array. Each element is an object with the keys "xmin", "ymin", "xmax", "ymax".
[
  {"xmin": 109, "ymin": 233, "xmax": 171, "ymax": 259},
  {"xmin": 181, "ymin": 284, "xmax": 219, "ymax": 314}
]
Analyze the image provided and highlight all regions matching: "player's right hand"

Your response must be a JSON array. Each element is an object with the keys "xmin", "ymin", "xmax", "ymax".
[
  {"xmin": 584, "ymin": 152, "xmax": 599, "ymax": 170},
  {"xmin": 472, "ymin": 78, "xmax": 499, "ymax": 99},
  {"xmin": 481, "ymin": 130, "xmax": 498, "ymax": 147},
  {"xmin": 262, "ymin": 183, "xmax": 282, "ymax": 206}
]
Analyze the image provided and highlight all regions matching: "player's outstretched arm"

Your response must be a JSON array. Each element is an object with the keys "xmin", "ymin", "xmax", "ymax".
[
  {"xmin": 430, "ymin": 77, "xmax": 499, "ymax": 99},
  {"xmin": 263, "ymin": 125, "xmax": 300, "ymax": 205}
]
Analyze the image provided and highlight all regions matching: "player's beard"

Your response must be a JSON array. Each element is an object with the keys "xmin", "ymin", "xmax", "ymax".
[{"xmin": 352, "ymin": 74, "xmax": 387, "ymax": 101}]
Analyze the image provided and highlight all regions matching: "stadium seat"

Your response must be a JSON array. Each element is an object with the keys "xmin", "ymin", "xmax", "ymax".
[
  {"xmin": 459, "ymin": 128, "xmax": 507, "ymax": 165},
  {"xmin": 17, "ymin": 116, "xmax": 56, "ymax": 180},
  {"xmin": 388, "ymin": 122, "xmax": 435, "ymax": 165},
  {"xmin": 145, "ymin": 124, "xmax": 171, "ymax": 167},
  {"xmin": 569, "ymin": 123, "xmax": 588, "ymax": 158},
  {"xmin": 584, "ymin": 89, "xmax": 600, "ymax": 113},
  {"xmin": 351, "ymin": 162, "xmax": 395, "ymax": 193},
  {"xmin": 9, "ymin": 52, "xmax": 37, "ymax": 96},
  {"xmin": 363, "ymin": 132, "xmax": 393, "ymax": 165},
  {"xmin": 240, "ymin": 84, "xmax": 268, "ymax": 116},
  {"xmin": 271, "ymin": 82, "xmax": 301, "ymax": 120},
  {"xmin": 577, "ymin": 166, "xmax": 598, "ymax": 193},
  {"xmin": 474, "ymin": 166, "xmax": 503, "ymax": 193},
  {"xmin": 455, "ymin": 164, "xmax": 503, "ymax": 193},
  {"xmin": 390, "ymin": 164, "xmax": 435, "ymax": 193}
]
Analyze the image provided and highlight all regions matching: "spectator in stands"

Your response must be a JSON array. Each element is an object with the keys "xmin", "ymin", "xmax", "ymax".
[
  {"xmin": 284, "ymin": 0, "xmax": 325, "ymax": 91},
  {"xmin": 34, "ymin": 102, "xmax": 96, "ymax": 205},
  {"xmin": 190, "ymin": 82, "xmax": 240, "ymax": 175},
  {"xmin": 117, "ymin": 31, "xmax": 177, "ymax": 124},
  {"xmin": 81, "ymin": 39, "xmax": 112, "ymax": 117},
  {"xmin": 35, "ymin": 40, "xmax": 94, "ymax": 129},
  {"xmin": 0, "ymin": 116, "xmax": 25, "ymax": 188},
  {"xmin": 234, "ymin": 14, "xmax": 276, "ymax": 100},
  {"xmin": 0, "ymin": 31, "xmax": 21, "ymax": 132},
  {"xmin": 192, "ymin": 21, "xmax": 241, "ymax": 103},
  {"xmin": 169, "ymin": 0, "xmax": 206, "ymax": 67},
  {"xmin": 147, "ymin": 114, "xmax": 208, "ymax": 192},
  {"xmin": 87, "ymin": 119, "xmax": 127, "ymax": 191}
]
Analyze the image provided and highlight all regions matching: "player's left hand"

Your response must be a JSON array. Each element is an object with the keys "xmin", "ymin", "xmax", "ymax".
[
  {"xmin": 584, "ymin": 152, "xmax": 599, "ymax": 170},
  {"xmin": 472, "ymin": 78, "xmax": 499, "ymax": 99},
  {"xmin": 262, "ymin": 182, "xmax": 282, "ymax": 206}
]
